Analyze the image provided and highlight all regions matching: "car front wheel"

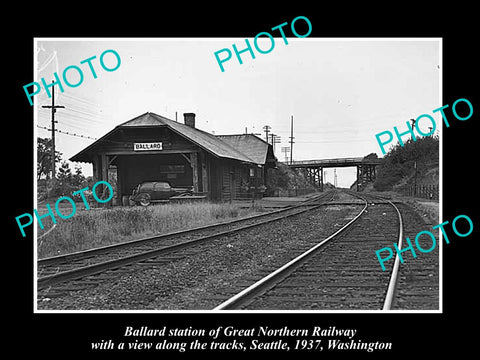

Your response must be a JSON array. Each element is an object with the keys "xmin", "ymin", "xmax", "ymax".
[{"xmin": 138, "ymin": 194, "xmax": 151, "ymax": 206}]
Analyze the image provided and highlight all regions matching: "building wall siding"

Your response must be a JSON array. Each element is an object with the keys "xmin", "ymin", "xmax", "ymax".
[{"xmin": 76, "ymin": 124, "xmax": 273, "ymax": 203}]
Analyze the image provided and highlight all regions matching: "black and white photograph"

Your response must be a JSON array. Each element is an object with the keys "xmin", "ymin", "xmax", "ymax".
[
  {"xmin": 10, "ymin": 8, "xmax": 478, "ymax": 357},
  {"xmin": 33, "ymin": 37, "xmax": 441, "ymax": 312}
]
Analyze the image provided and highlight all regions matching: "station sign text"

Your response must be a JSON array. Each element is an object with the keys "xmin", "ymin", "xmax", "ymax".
[{"xmin": 134, "ymin": 142, "xmax": 163, "ymax": 151}]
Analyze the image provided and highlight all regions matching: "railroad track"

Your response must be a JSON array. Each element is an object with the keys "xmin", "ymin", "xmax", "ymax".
[
  {"xmin": 391, "ymin": 202, "xmax": 439, "ymax": 310},
  {"xmin": 37, "ymin": 191, "xmax": 337, "ymax": 294},
  {"xmin": 213, "ymin": 192, "xmax": 407, "ymax": 311}
]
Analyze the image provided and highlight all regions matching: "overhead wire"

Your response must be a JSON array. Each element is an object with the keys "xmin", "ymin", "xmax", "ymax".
[
  {"xmin": 37, "ymin": 90, "xmax": 112, "ymax": 142},
  {"xmin": 36, "ymin": 125, "xmax": 98, "ymax": 140},
  {"xmin": 38, "ymin": 111, "xmax": 97, "ymax": 133}
]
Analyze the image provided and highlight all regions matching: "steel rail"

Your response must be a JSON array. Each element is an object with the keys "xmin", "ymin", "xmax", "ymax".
[
  {"xmin": 38, "ymin": 191, "xmax": 333, "ymax": 267},
  {"xmin": 381, "ymin": 199, "xmax": 404, "ymax": 310},
  {"xmin": 344, "ymin": 192, "xmax": 404, "ymax": 310},
  {"xmin": 213, "ymin": 195, "xmax": 368, "ymax": 310},
  {"xmin": 343, "ymin": 192, "xmax": 404, "ymax": 310},
  {"xmin": 37, "ymin": 193, "xmax": 335, "ymax": 290}
]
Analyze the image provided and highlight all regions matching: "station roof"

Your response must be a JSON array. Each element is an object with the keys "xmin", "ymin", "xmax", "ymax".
[
  {"xmin": 216, "ymin": 134, "xmax": 272, "ymax": 165},
  {"xmin": 70, "ymin": 112, "xmax": 274, "ymax": 165}
]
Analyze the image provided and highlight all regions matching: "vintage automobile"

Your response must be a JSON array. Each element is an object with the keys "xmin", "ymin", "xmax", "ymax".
[{"xmin": 129, "ymin": 181, "xmax": 193, "ymax": 206}]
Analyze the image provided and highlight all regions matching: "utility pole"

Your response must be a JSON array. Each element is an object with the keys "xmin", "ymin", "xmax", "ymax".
[
  {"xmin": 263, "ymin": 125, "xmax": 271, "ymax": 143},
  {"xmin": 289, "ymin": 115, "xmax": 294, "ymax": 164},
  {"xmin": 42, "ymin": 81, "xmax": 65, "ymax": 180},
  {"xmin": 281, "ymin": 146, "xmax": 290, "ymax": 162},
  {"xmin": 270, "ymin": 133, "xmax": 281, "ymax": 153}
]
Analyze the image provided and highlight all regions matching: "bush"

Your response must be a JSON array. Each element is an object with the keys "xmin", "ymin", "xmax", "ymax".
[
  {"xmin": 266, "ymin": 163, "xmax": 315, "ymax": 196},
  {"xmin": 374, "ymin": 135, "xmax": 439, "ymax": 191},
  {"xmin": 37, "ymin": 161, "xmax": 90, "ymax": 202}
]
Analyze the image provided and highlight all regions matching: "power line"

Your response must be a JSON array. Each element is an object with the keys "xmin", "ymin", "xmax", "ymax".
[
  {"xmin": 60, "ymin": 92, "xmax": 102, "ymax": 107},
  {"xmin": 270, "ymin": 133, "xmax": 281, "ymax": 153},
  {"xmin": 37, "ymin": 125, "xmax": 98, "ymax": 140},
  {"xmin": 281, "ymin": 146, "xmax": 290, "ymax": 162},
  {"xmin": 65, "ymin": 107, "xmax": 104, "ymax": 119},
  {"xmin": 37, "ymin": 125, "xmax": 140, "ymax": 151},
  {"xmin": 296, "ymin": 139, "xmax": 372, "ymax": 144},
  {"xmin": 54, "ymin": 115, "xmax": 99, "ymax": 131},
  {"xmin": 38, "ymin": 108, "xmax": 104, "ymax": 136},
  {"xmin": 55, "ymin": 92, "xmax": 110, "ymax": 125},
  {"xmin": 38, "ymin": 117, "xmax": 94, "ymax": 136},
  {"xmin": 36, "ymin": 125, "xmax": 133, "ymax": 146}
]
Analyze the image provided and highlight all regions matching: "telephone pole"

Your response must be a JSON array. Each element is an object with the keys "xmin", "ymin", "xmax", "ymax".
[
  {"xmin": 263, "ymin": 125, "xmax": 271, "ymax": 143},
  {"xmin": 281, "ymin": 146, "xmax": 290, "ymax": 162},
  {"xmin": 289, "ymin": 115, "xmax": 294, "ymax": 164},
  {"xmin": 42, "ymin": 81, "xmax": 65, "ymax": 180},
  {"xmin": 270, "ymin": 133, "xmax": 281, "ymax": 153}
]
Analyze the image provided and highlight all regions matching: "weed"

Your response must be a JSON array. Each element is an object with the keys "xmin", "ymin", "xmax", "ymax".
[{"xmin": 37, "ymin": 202, "xmax": 261, "ymax": 258}]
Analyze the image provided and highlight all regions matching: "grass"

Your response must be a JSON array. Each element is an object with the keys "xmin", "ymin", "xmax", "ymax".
[
  {"xmin": 37, "ymin": 202, "xmax": 264, "ymax": 259},
  {"xmin": 368, "ymin": 189, "xmax": 439, "ymax": 225}
]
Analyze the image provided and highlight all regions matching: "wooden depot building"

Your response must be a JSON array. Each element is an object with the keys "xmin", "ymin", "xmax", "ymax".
[{"xmin": 70, "ymin": 112, "xmax": 277, "ymax": 204}]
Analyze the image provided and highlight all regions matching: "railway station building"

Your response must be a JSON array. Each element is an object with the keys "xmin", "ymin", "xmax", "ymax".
[{"xmin": 70, "ymin": 112, "xmax": 277, "ymax": 204}]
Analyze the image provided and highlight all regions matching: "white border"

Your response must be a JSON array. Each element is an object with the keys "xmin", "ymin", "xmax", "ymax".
[{"xmin": 33, "ymin": 37, "xmax": 443, "ymax": 314}]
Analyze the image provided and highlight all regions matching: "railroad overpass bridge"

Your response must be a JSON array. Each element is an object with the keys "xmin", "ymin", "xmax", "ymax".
[{"xmin": 285, "ymin": 156, "xmax": 383, "ymax": 191}]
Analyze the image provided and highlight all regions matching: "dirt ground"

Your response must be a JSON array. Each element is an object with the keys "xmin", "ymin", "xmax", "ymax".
[{"xmin": 370, "ymin": 190, "xmax": 440, "ymax": 226}]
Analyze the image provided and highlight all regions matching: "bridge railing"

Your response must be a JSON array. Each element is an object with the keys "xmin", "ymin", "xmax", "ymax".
[{"xmin": 283, "ymin": 157, "xmax": 382, "ymax": 167}]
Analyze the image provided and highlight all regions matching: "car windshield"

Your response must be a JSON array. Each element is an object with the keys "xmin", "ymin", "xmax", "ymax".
[{"xmin": 155, "ymin": 182, "xmax": 170, "ymax": 189}]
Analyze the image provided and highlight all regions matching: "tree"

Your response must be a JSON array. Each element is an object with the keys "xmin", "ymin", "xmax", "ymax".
[
  {"xmin": 266, "ymin": 163, "xmax": 315, "ymax": 195},
  {"xmin": 266, "ymin": 163, "xmax": 291, "ymax": 194},
  {"xmin": 37, "ymin": 137, "xmax": 62, "ymax": 180},
  {"xmin": 72, "ymin": 164, "xmax": 87, "ymax": 188},
  {"xmin": 56, "ymin": 161, "xmax": 87, "ymax": 196}
]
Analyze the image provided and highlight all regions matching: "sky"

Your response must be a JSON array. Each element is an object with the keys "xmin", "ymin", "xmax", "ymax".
[{"xmin": 34, "ymin": 38, "xmax": 441, "ymax": 187}]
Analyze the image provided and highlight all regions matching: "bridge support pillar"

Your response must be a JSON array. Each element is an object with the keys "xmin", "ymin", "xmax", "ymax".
[
  {"xmin": 305, "ymin": 166, "xmax": 323, "ymax": 191},
  {"xmin": 356, "ymin": 164, "xmax": 377, "ymax": 191}
]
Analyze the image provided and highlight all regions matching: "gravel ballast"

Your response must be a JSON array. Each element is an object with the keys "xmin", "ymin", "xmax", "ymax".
[{"xmin": 38, "ymin": 205, "xmax": 362, "ymax": 311}]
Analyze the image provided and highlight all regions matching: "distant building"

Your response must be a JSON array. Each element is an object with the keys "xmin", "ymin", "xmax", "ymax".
[{"xmin": 70, "ymin": 112, "xmax": 277, "ymax": 203}]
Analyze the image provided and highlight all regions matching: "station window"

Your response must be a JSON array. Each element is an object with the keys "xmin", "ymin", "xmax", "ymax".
[{"xmin": 159, "ymin": 165, "xmax": 185, "ymax": 173}]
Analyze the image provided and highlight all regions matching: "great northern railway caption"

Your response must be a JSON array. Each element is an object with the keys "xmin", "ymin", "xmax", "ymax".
[{"xmin": 37, "ymin": 189, "xmax": 439, "ymax": 311}]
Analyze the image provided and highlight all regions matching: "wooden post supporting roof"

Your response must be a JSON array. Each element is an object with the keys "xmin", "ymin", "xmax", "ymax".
[
  {"xmin": 101, "ymin": 154, "xmax": 108, "ymax": 183},
  {"xmin": 190, "ymin": 152, "xmax": 199, "ymax": 193},
  {"xmin": 100, "ymin": 154, "xmax": 112, "ymax": 206},
  {"xmin": 200, "ymin": 151, "xmax": 208, "ymax": 195}
]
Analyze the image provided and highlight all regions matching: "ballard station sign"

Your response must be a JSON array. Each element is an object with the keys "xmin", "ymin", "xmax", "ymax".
[{"xmin": 134, "ymin": 142, "xmax": 163, "ymax": 151}]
